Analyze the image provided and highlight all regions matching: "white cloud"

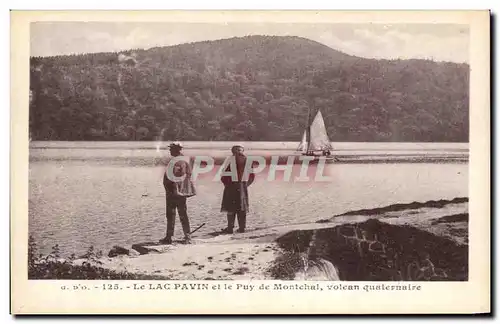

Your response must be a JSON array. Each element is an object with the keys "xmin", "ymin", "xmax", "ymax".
[{"xmin": 318, "ymin": 26, "xmax": 469, "ymax": 63}]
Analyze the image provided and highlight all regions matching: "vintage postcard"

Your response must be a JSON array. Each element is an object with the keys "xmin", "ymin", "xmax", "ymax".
[{"xmin": 10, "ymin": 10, "xmax": 490, "ymax": 314}]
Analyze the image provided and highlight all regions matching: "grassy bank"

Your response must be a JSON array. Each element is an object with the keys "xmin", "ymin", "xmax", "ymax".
[{"xmin": 28, "ymin": 235, "xmax": 169, "ymax": 280}]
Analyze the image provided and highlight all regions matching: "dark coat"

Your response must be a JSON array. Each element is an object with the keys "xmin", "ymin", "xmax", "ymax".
[{"xmin": 220, "ymin": 155, "xmax": 255, "ymax": 213}]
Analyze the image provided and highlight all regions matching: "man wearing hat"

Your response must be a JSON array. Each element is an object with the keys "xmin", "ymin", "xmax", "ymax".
[
  {"xmin": 161, "ymin": 141, "xmax": 196, "ymax": 244},
  {"xmin": 220, "ymin": 144, "xmax": 255, "ymax": 234}
]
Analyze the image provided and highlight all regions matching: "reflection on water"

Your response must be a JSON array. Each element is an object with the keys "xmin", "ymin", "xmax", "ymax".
[{"xmin": 28, "ymin": 142, "xmax": 469, "ymax": 257}]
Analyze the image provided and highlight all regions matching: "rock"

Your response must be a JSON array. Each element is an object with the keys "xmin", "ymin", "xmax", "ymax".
[
  {"xmin": 128, "ymin": 249, "xmax": 141, "ymax": 257},
  {"xmin": 108, "ymin": 246, "xmax": 130, "ymax": 258},
  {"xmin": 131, "ymin": 243, "xmax": 153, "ymax": 255},
  {"xmin": 275, "ymin": 218, "xmax": 468, "ymax": 281},
  {"xmin": 131, "ymin": 241, "xmax": 171, "ymax": 255}
]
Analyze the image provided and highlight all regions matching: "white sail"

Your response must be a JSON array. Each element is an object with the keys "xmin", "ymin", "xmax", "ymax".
[
  {"xmin": 296, "ymin": 130, "xmax": 307, "ymax": 152},
  {"xmin": 308, "ymin": 110, "xmax": 333, "ymax": 152}
]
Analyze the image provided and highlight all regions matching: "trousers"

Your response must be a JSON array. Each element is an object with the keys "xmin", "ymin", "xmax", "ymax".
[
  {"xmin": 166, "ymin": 196, "xmax": 191, "ymax": 239},
  {"xmin": 226, "ymin": 211, "xmax": 247, "ymax": 231}
]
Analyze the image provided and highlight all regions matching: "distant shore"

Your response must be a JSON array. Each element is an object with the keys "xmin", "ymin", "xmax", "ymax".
[
  {"xmin": 29, "ymin": 141, "xmax": 469, "ymax": 166},
  {"xmin": 29, "ymin": 152, "xmax": 469, "ymax": 165}
]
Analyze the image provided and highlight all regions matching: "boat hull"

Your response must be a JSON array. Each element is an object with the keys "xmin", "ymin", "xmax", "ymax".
[{"xmin": 296, "ymin": 152, "xmax": 339, "ymax": 163}]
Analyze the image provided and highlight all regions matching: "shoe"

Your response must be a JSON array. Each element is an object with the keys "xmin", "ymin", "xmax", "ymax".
[
  {"xmin": 237, "ymin": 228, "xmax": 245, "ymax": 233},
  {"xmin": 183, "ymin": 237, "xmax": 192, "ymax": 244},
  {"xmin": 159, "ymin": 237, "xmax": 172, "ymax": 244},
  {"xmin": 220, "ymin": 228, "xmax": 233, "ymax": 234}
]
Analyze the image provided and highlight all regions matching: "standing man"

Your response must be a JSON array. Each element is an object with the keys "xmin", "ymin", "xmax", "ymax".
[
  {"xmin": 220, "ymin": 144, "xmax": 255, "ymax": 234},
  {"xmin": 161, "ymin": 142, "xmax": 196, "ymax": 244}
]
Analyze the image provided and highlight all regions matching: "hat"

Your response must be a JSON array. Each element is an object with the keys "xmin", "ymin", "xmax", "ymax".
[
  {"xmin": 231, "ymin": 144, "xmax": 245, "ymax": 153},
  {"xmin": 168, "ymin": 141, "xmax": 183, "ymax": 149}
]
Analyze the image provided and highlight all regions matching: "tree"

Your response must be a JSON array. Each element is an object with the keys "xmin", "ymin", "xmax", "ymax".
[{"xmin": 28, "ymin": 35, "xmax": 469, "ymax": 142}]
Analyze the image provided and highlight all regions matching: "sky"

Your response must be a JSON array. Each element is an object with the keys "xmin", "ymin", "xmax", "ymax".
[{"xmin": 30, "ymin": 22, "xmax": 469, "ymax": 63}]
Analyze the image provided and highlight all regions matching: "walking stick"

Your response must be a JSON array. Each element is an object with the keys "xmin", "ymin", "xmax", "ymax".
[{"xmin": 189, "ymin": 222, "xmax": 206, "ymax": 235}]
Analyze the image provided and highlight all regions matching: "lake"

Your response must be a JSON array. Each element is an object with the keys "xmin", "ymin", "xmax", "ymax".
[{"xmin": 28, "ymin": 141, "xmax": 469, "ymax": 257}]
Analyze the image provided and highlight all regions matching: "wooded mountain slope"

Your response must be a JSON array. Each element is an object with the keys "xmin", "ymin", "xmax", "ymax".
[{"xmin": 29, "ymin": 35, "xmax": 469, "ymax": 142}]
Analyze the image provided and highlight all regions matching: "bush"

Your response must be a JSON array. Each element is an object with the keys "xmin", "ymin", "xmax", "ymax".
[{"xmin": 267, "ymin": 252, "xmax": 307, "ymax": 280}]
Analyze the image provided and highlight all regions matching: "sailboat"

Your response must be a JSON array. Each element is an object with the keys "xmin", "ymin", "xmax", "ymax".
[{"xmin": 296, "ymin": 109, "xmax": 336, "ymax": 161}]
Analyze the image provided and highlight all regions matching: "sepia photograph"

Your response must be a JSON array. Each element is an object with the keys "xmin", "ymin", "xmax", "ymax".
[{"xmin": 11, "ymin": 10, "xmax": 490, "ymax": 314}]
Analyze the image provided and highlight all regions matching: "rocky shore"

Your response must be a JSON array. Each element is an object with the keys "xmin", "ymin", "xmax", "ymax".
[{"xmin": 90, "ymin": 197, "xmax": 468, "ymax": 281}]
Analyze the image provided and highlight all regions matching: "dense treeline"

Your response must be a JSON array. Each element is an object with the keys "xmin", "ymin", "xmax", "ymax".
[{"xmin": 29, "ymin": 35, "xmax": 469, "ymax": 142}]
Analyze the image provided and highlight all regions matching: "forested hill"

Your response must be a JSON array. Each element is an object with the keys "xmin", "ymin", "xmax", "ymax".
[{"xmin": 29, "ymin": 35, "xmax": 469, "ymax": 142}]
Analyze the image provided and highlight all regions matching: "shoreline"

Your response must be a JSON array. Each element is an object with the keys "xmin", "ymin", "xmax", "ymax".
[
  {"xmin": 28, "ymin": 141, "xmax": 469, "ymax": 165},
  {"xmin": 31, "ymin": 197, "xmax": 468, "ymax": 281},
  {"xmin": 29, "ymin": 153, "xmax": 469, "ymax": 165}
]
